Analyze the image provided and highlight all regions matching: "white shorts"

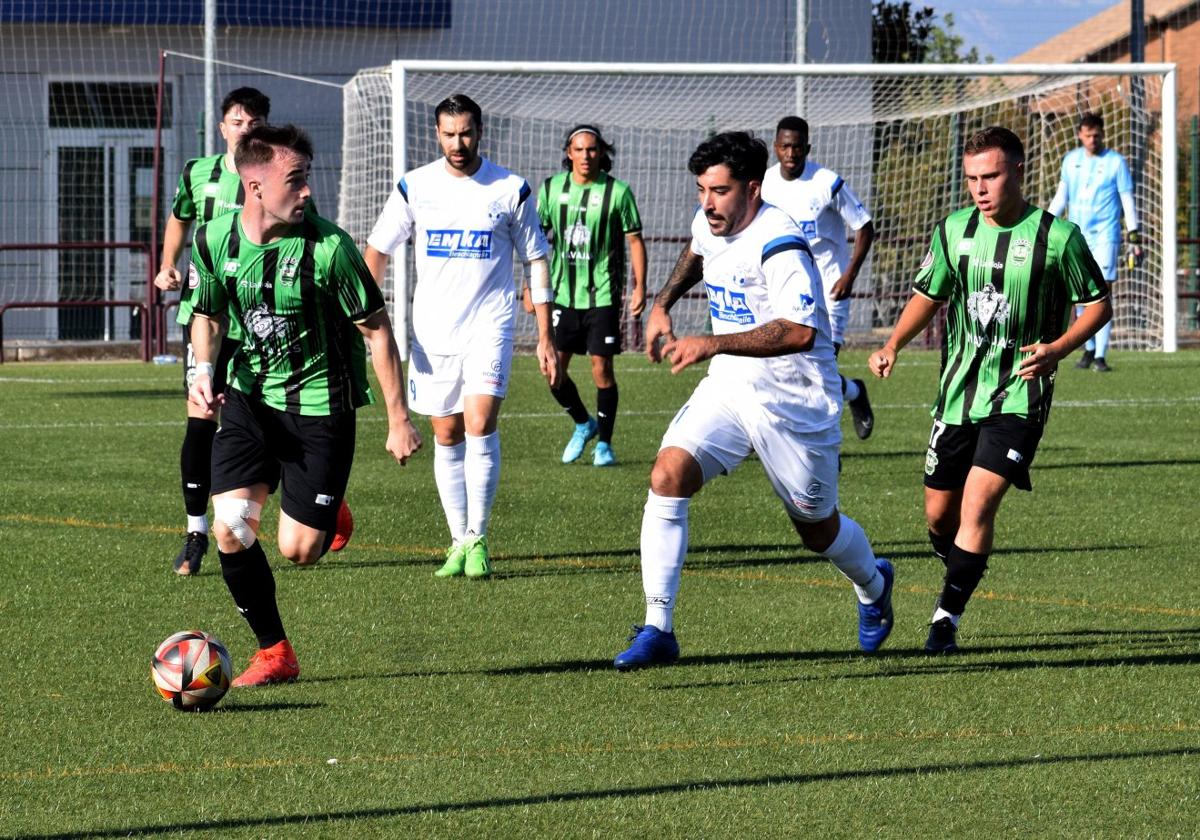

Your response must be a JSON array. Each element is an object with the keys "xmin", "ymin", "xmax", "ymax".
[
  {"xmin": 825, "ymin": 293, "xmax": 850, "ymax": 346},
  {"xmin": 659, "ymin": 376, "xmax": 841, "ymax": 522},
  {"xmin": 407, "ymin": 334, "xmax": 512, "ymax": 417},
  {"xmin": 1085, "ymin": 239, "xmax": 1119, "ymax": 281}
]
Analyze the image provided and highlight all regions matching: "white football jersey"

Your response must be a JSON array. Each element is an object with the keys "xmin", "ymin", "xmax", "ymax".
[
  {"xmin": 761, "ymin": 161, "xmax": 871, "ymax": 288},
  {"xmin": 689, "ymin": 203, "xmax": 841, "ymax": 432},
  {"xmin": 367, "ymin": 157, "xmax": 548, "ymax": 354}
]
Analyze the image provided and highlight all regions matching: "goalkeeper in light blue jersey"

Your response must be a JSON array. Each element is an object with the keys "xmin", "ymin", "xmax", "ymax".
[{"xmin": 1048, "ymin": 112, "xmax": 1142, "ymax": 373}]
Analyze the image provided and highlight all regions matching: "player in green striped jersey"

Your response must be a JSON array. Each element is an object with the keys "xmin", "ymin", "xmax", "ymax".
[
  {"xmin": 154, "ymin": 87, "xmax": 269, "ymax": 576},
  {"xmin": 526, "ymin": 125, "xmax": 647, "ymax": 466},
  {"xmin": 188, "ymin": 125, "xmax": 421, "ymax": 687},
  {"xmin": 870, "ymin": 127, "xmax": 1111, "ymax": 654}
]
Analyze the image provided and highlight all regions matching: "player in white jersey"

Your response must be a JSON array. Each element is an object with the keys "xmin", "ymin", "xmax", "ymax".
[
  {"xmin": 612, "ymin": 131, "xmax": 894, "ymax": 671},
  {"xmin": 1048, "ymin": 112, "xmax": 1143, "ymax": 373},
  {"xmin": 365, "ymin": 94, "xmax": 559, "ymax": 579},
  {"xmin": 762, "ymin": 115, "xmax": 877, "ymax": 440}
]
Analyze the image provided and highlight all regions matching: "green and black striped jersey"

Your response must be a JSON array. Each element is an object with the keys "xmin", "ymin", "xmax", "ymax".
[
  {"xmin": 188, "ymin": 211, "xmax": 386, "ymax": 416},
  {"xmin": 913, "ymin": 204, "xmax": 1108, "ymax": 424},
  {"xmin": 172, "ymin": 154, "xmax": 245, "ymax": 329},
  {"xmin": 537, "ymin": 171, "xmax": 642, "ymax": 309}
]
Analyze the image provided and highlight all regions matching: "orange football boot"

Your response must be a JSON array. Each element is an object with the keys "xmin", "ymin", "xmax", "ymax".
[
  {"xmin": 231, "ymin": 640, "xmax": 300, "ymax": 687},
  {"xmin": 329, "ymin": 498, "xmax": 354, "ymax": 552}
]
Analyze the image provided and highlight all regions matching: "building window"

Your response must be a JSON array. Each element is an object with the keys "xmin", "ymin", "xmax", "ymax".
[{"xmin": 49, "ymin": 82, "xmax": 170, "ymax": 129}]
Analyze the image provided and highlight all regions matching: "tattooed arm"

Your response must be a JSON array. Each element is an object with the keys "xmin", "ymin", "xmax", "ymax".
[
  {"xmin": 646, "ymin": 241, "xmax": 705, "ymax": 362},
  {"xmin": 662, "ymin": 318, "xmax": 815, "ymax": 374},
  {"xmin": 655, "ymin": 242, "xmax": 705, "ymax": 310}
]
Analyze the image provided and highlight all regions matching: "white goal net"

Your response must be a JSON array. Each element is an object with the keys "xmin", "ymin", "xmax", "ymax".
[{"xmin": 339, "ymin": 62, "xmax": 1178, "ymax": 352}]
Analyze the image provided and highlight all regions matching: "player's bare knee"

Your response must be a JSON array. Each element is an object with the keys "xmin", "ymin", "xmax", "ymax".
[
  {"xmin": 793, "ymin": 511, "xmax": 839, "ymax": 553},
  {"xmin": 649, "ymin": 448, "xmax": 702, "ymax": 497},
  {"xmin": 277, "ymin": 533, "xmax": 322, "ymax": 566},
  {"xmin": 288, "ymin": 549, "xmax": 322, "ymax": 567}
]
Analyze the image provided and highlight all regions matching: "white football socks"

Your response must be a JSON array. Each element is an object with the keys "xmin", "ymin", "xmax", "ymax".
[
  {"xmin": 822, "ymin": 513, "xmax": 884, "ymax": 604},
  {"xmin": 640, "ymin": 492, "xmax": 690, "ymax": 632},
  {"xmin": 464, "ymin": 431, "xmax": 501, "ymax": 537},
  {"xmin": 932, "ymin": 607, "xmax": 960, "ymax": 625},
  {"xmin": 433, "ymin": 440, "xmax": 468, "ymax": 543},
  {"xmin": 187, "ymin": 515, "xmax": 209, "ymax": 535}
]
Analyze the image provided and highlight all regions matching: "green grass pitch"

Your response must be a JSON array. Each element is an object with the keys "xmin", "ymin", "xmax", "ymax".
[{"xmin": 1, "ymin": 349, "xmax": 1197, "ymax": 837}]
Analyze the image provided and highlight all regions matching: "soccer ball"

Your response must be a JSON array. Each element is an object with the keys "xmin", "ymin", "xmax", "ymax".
[{"xmin": 151, "ymin": 630, "xmax": 232, "ymax": 711}]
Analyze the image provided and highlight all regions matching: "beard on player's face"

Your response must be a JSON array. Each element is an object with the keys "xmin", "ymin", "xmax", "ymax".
[{"xmin": 444, "ymin": 144, "xmax": 479, "ymax": 171}]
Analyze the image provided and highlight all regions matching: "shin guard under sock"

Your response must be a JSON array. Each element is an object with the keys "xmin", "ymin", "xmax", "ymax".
[
  {"xmin": 180, "ymin": 418, "xmax": 218, "ymax": 517},
  {"xmin": 938, "ymin": 544, "xmax": 989, "ymax": 616},
  {"xmin": 218, "ymin": 541, "xmax": 286, "ymax": 648}
]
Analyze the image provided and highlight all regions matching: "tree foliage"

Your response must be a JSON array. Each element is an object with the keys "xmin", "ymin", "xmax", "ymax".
[{"xmin": 872, "ymin": 0, "xmax": 990, "ymax": 64}]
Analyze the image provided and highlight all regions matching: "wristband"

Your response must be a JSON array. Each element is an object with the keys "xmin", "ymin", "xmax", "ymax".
[
  {"xmin": 194, "ymin": 362, "xmax": 215, "ymax": 379},
  {"xmin": 1127, "ymin": 229, "xmax": 1141, "ymax": 244},
  {"xmin": 530, "ymin": 286, "xmax": 554, "ymax": 305}
]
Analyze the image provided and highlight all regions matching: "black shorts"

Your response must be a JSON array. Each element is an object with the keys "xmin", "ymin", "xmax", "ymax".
[
  {"xmin": 210, "ymin": 388, "xmax": 357, "ymax": 531},
  {"xmin": 923, "ymin": 414, "xmax": 1045, "ymax": 492},
  {"xmin": 552, "ymin": 305, "xmax": 622, "ymax": 356},
  {"xmin": 184, "ymin": 337, "xmax": 239, "ymax": 396}
]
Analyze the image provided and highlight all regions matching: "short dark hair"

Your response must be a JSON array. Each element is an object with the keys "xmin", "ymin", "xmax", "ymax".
[
  {"xmin": 775, "ymin": 115, "xmax": 809, "ymax": 138},
  {"xmin": 963, "ymin": 126, "xmax": 1025, "ymax": 164},
  {"xmin": 234, "ymin": 124, "xmax": 313, "ymax": 170},
  {"xmin": 221, "ymin": 87, "xmax": 270, "ymax": 120},
  {"xmin": 561, "ymin": 124, "xmax": 614, "ymax": 172},
  {"xmin": 434, "ymin": 94, "xmax": 483, "ymax": 130},
  {"xmin": 1079, "ymin": 112, "xmax": 1104, "ymax": 131},
  {"xmin": 688, "ymin": 131, "xmax": 769, "ymax": 183}
]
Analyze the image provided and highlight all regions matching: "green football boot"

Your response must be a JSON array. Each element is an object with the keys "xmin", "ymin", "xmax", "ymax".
[
  {"xmin": 463, "ymin": 534, "xmax": 491, "ymax": 579},
  {"xmin": 434, "ymin": 541, "xmax": 467, "ymax": 578}
]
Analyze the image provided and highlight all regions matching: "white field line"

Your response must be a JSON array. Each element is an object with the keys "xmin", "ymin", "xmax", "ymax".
[
  {"xmin": 1, "ymin": 395, "xmax": 1198, "ymax": 431},
  {"xmin": 0, "ymin": 349, "xmax": 1188, "ymax": 386}
]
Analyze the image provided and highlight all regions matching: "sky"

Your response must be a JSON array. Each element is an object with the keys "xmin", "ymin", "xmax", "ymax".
[{"xmin": 926, "ymin": 0, "xmax": 1119, "ymax": 61}]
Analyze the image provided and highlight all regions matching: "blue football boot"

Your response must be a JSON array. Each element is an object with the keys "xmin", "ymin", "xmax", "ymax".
[
  {"xmin": 562, "ymin": 417, "xmax": 598, "ymax": 464},
  {"xmin": 613, "ymin": 625, "xmax": 680, "ymax": 671},
  {"xmin": 857, "ymin": 559, "xmax": 894, "ymax": 652}
]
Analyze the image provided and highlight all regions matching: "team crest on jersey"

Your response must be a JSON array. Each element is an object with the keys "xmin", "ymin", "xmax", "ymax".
[
  {"xmin": 966, "ymin": 283, "xmax": 1011, "ymax": 328},
  {"xmin": 280, "ymin": 256, "xmax": 300, "ymax": 283},
  {"xmin": 426, "ymin": 230, "xmax": 493, "ymax": 259},
  {"xmin": 1010, "ymin": 239, "xmax": 1033, "ymax": 265},
  {"xmin": 243, "ymin": 303, "xmax": 290, "ymax": 342},
  {"xmin": 486, "ymin": 200, "xmax": 509, "ymax": 226},
  {"xmin": 704, "ymin": 281, "xmax": 754, "ymax": 325},
  {"xmin": 567, "ymin": 221, "xmax": 590, "ymax": 248}
]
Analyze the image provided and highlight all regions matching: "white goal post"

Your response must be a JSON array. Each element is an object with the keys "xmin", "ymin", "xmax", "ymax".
[{"xmin": 339, "ymin": 61, "xmax": 1178, "ymax": 353}]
